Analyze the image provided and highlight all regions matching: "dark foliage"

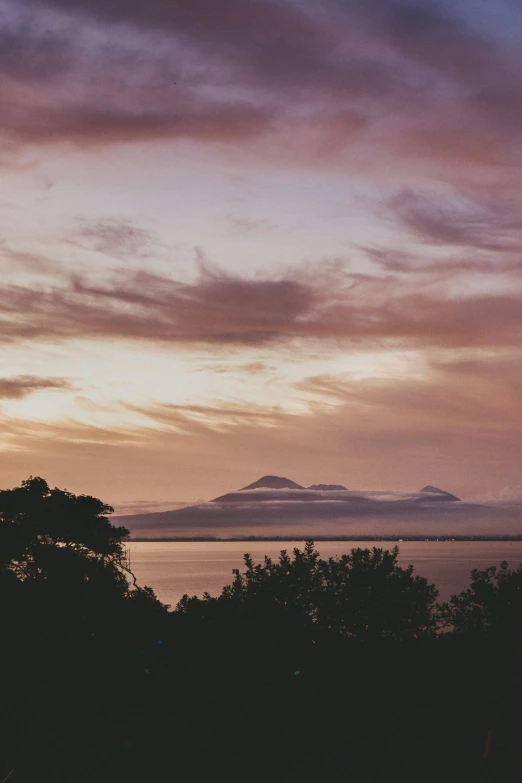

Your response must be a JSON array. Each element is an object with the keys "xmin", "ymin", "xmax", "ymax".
[
  {"xmin": 0, "ymin": 478, "xmax": 168, "ymax": 783},
  {"xmin": 178, "ymin": 540, "xmax": 439, "ymax": 642},
  {"xmin": 1, "ymin": 478, "xmax": 522, "ymax": 782},
  {"xmin": 441, "ymin": 560, "xmax": 522, "ymax": 640}
]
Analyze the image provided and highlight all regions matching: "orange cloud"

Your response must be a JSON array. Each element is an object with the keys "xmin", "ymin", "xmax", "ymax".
[{"xmin": 0, "ymin": 375, "xmax": 71, "ymax": 399}]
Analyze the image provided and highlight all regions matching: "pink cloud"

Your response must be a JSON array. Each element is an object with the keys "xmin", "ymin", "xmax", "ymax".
[
  {"xmin": 0, "ymin": 0, "xmax": 517, "ymax": 187},
  {"xmin": 2, "ymin": 262, "xmax": 522, "ymax": 349}
]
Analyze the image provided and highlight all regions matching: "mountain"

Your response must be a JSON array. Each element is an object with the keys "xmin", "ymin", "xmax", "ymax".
[
  {"xmin": 214, "ymin": 475, "xmax": 350, "ymax": 503},
  {"xmin": 308, "ymin": 484, "xmax": 348, "ymax": 491},
  {"xmin": 117, "ymin": 493, "xmax": 522, "ymax": 539},
  {"xmin": 239, "ymin": 475, "xmax": 305, "ymax": 491},
  {"xmin": 114, "ymin": 477, "xmax": 522, "ymax": 540},
  {"xmin": 419, "ymin": 486, "xmax": 461, "ymax": 501}
]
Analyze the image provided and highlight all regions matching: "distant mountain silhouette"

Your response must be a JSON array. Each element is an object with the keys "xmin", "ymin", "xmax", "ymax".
[
  {"xmin": 419, "ymin": 486, "xmax": 460, "ymax": 501},
  {"xmin": 115, "ymin": 478, "xmax": 522, "ymax": 539},
  {"xmin": 239, "ymin": 475, "xmax": 305, "ymax": 491},
  {"xmin": 308, "ymin": 484, "xmax": 348, "ymax": 491},
  {"xmin": 213, "ymin": 488, "xmax": 356, "ymax": 503}
]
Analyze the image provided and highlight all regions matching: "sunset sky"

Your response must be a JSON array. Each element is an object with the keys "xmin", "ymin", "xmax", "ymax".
[{"xmin": 2, "ymin": 0, "xmax": 522, "ymax": 510}]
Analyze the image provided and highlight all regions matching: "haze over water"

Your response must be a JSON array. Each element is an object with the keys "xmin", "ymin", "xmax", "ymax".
[{"xmin": 128, "ymin": 541, "xmax": 522, "ymax": 607}]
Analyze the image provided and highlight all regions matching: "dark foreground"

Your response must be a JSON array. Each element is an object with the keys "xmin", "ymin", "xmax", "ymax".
[
  {"xmin": 3, "ymin": 612, "xmax": 522, "ymax": 782},
  {"xmin": 1, "ymin": 479, "xmax": 522, "ymax": 782}
]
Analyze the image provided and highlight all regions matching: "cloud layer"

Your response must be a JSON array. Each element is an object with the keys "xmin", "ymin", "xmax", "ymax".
[
  {"xmin": 3, "ymin": 260, "xmax": 522, "ymax": 349},
  {"xmin": 0, "ymin": 0, "xmax": 519, "ymax": 186}
]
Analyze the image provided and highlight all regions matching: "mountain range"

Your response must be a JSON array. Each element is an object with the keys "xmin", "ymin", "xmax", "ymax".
[
  {"xmin": 214, "ymin": 476, "xmax": 460, "ymax": 504},
  {"xmin": 115, "ymin": 475, "xmax": 522, "ymax": 539}
]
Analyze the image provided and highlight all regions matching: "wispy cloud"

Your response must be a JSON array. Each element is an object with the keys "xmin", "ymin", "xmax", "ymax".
[
  {"xmin": 389, "ymin": 188, "xmax": 522, "ymax": 251},
  {"xmin": 70, "ymin": 219, "xmax": 162, "ymax": 259},
  {"xmin": 0, "ymin": 375, "xmax": 72, "ymax": 399},
  {"xmin": 2, "ymin": 261, "xmax": 522, "ymax": 349},
  {"xmin": 2, "ymin": 349, "xmax": 522, "ymax": 502},
  {"xmin": 198, "ymin": 361, "xmax": 275, "ymax": 375}
]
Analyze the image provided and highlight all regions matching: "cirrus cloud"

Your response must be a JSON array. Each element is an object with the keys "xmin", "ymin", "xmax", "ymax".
[
  {"xmin": 2, "ymin": 261, "xmax": 522, "ymax": 349},
  {"xmin": 0, "ymin": 375, "xmax": 72, "ymax": 400}
]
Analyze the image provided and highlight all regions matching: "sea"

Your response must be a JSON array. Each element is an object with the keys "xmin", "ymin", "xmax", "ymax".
[{"xmin": 127, "ymin": 540, "xmax": 522, "ymax": 608}]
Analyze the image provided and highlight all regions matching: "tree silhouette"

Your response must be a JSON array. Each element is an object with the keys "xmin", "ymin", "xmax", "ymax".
[
  {"xmin": 442, "ymin": 560, "xmax": 522, "ymax": 640},
  {"xmin": 0, "ymin": 475, "xmax": 130, "ymax": 586},
  {"xmin": 178, "ymin": 540, "xmax": 439, "ymax": 641},
  {"xmin": 0, "ymin": 477, "xmax": 168, "ymax": 783}
]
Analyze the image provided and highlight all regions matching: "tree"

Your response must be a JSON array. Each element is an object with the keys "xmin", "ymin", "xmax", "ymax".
[
  {"xmin": 0, "ymin": 475, "xmax": 167, "ymax": 647},
  {"xmin": 317, "ymin": 545, "xmax": 439, "ymax": 641},
  {"xmin": 177, "ymin": 540, "xmax": 439, "ymax": 642},
  {"xmin": 0, "ymin": 476, "xmax": 130, "ymax": 589},
  {"xmin": 0, "ymin": 478, "xmax": 167, "ymax": 782},
  {"xmin": 441, "ymin": 561, "xmax": 522, "ymax": 640}
]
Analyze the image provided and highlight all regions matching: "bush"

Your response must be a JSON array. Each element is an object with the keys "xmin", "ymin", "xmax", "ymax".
[
  {"xmin": 178, "ymin": 540, "xmax": 439, "ymax": 642},
  {"xmin": 441, "ymin": 561, "xmax": 522, "ymax": 640}
]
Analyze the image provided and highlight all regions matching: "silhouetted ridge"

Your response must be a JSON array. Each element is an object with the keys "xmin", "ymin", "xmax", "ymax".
[
  {"xmin": 419, "ymin": 486, "xmax": 460, "ymax": 501},
  {"xmin": 308, "ymin": 483, "xmax": 348, "ymax": 491},
  {"xmin": 239, "ymin": 475, "xmax": 305, "ymax": 490}
]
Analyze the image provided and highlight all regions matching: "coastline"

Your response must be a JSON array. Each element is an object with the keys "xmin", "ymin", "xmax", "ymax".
[{"xmin": 130, "ymin": 535, "xmax": 522, "ymax": 542}]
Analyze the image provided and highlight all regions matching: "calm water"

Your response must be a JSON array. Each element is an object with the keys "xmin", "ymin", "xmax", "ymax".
[{"xmin": 127, "ymin": 540, "xmax": 522, "ymax": 607}]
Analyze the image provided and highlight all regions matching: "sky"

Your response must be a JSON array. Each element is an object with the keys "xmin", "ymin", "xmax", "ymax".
[{"xmin": 2, "ymin": 0, "xmax": 522, "ymax": 511}]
